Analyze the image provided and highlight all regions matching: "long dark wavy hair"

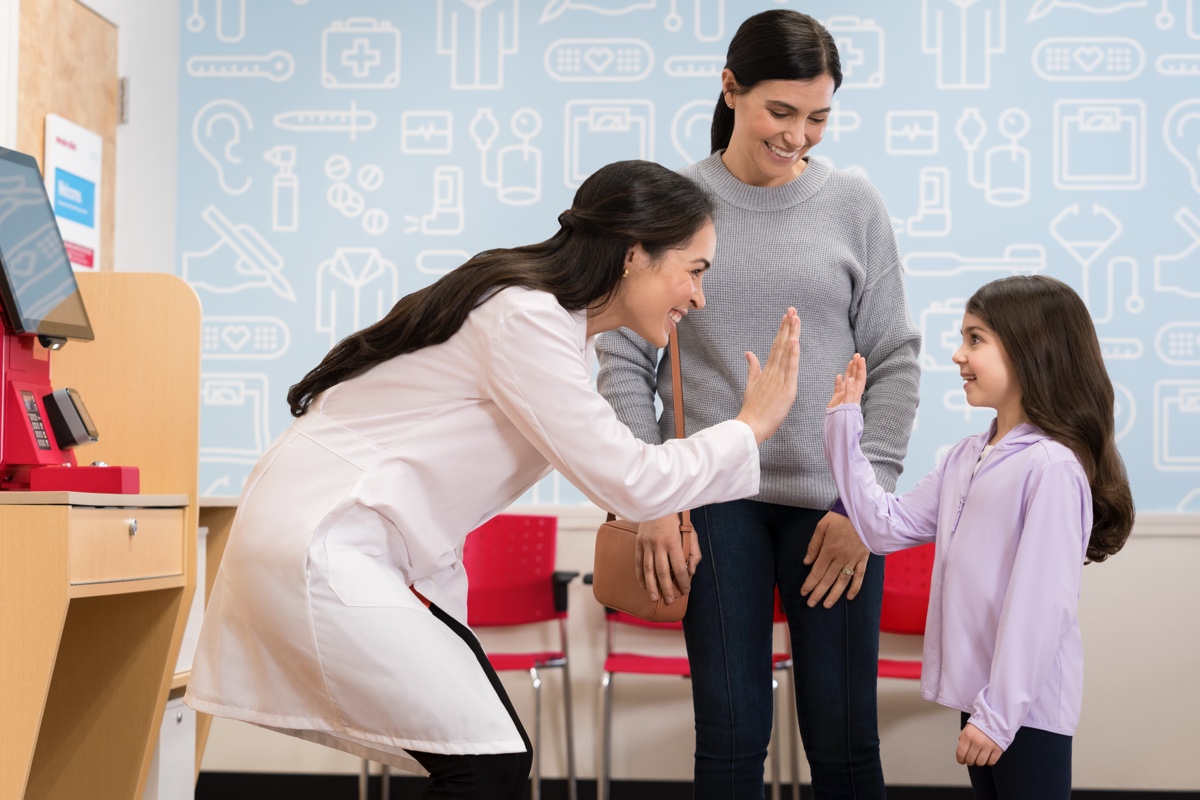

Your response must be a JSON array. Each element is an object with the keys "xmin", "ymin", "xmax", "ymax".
[
  {"xmin": 711, "ymin": 10, "xmax": 843, "ymax": 154},
  {"xmin": 287, "ymin": 160, "xmax": 713, "ymax": 417},
  {"xmin": 966, "ymin": 275, "xmax": 1134, "ymax": 563}
]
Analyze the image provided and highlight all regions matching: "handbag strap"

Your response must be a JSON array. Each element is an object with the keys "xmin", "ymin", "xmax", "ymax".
[{"xmin": 606, "ymin": 329, "xmax": 692, "ymax": 538}]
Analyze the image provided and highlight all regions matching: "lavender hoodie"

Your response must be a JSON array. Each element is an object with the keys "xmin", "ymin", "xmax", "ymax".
[{"xmin": 824, "ymin": 404, "xmax": 1092, "ymax": 750}]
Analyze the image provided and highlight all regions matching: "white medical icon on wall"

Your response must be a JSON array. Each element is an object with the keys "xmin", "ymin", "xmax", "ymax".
[
  {"xmin": 1154, "ymin": 208, "xmax": 1200, "ymax": 299},
  {"xmin": 1031, "ymin": 37, "xmax": 1144, "ymax": 81},
  {"xmin": 824, "ymin": 16, "xmax": 884, "ymax": 88},
  {"xmin": 943, "ymin": 389, "xmax": 989, "ymax": 421},
  {"xmin": 405, "ymin": 167, "xmax": 465, "ymax": 235},
  {"xmin": 893, "ymin": 167, "xmax": 951, "ymax": 237},
  {"xmin": 540, "ymin": 0, "xmax": 655, "ymax": 23},
  {"xmin": 1113, "ymin": 382, "xmax": 1135, "ymax": 442},
  {"xmin": 316, "ymin": 248, "xmax": 399, "ymax": 347},
  {"xmin": 1164, "ymin": 99, "xmax": 1200, "ymax": 193},
  {"xmin": 663, "ymin": 55, "xmax": 724, "ymax": 79},
  {"xmin": 187, "ymin": 51, "xmax": 295, "ymax": 82},
  {"xmin": 885, "ymin": 111, "xmax": 938, "ymax": 155},
  {"xmin": 321, "ymin": 18, "xmax": 400, "ymax": 89},
  {"xmin": 904, "ymin": 245, "xmax": 1044, "ymax": 278},
  {"xmin": 402, "ymin": 111, "xmax": 454, "ymax": 155},
  {"xmin": 921, "ymin": 0, "xmax": 1006, "ymax": 89},
  {"xmin": 1027, "ymin": 0, "xmax": 1147, "ymax": 22},
  {"xmin": 1154, "ymin": 380, "xmax": 1200, "ymax": 471},
  {"xmin": 264, "ymin": 146, "xmax": 298, "ymax": 233},
  {"xmin": 202, "ymin": 316, "xmax": 291, "ymax": 360},
  {"xmin": 564, "ymin": 100, "xmax": 654, "ymax": 188},
  {"xmin": 193, "ymin": 99, "xmax": 253, "ymax": 196},
  {"xmin": 438, "ymin": 0, "xmax": 518, "ymax": 90},
  {"xmin": 185, "ymin": 0, "xmax": 246, "ymax": 41},
  {"xmin": 1156, "ymin": 321, "xmax": 1200, "ymax": 366},
  {"xmin": 671, "ymin": 100, "xmax": 713, "ymax": 165},
  {"xmin": 1053, "ymin": 99, "xmax": 1145, "ymax": 190},
  {"xmin": 955, "ymin": 108, "xmax": 1031, "ymax": 207},
  {"xmin": 917, "ymin": 298, "xmax": 966, "ymax": 371},
  {"xmin": 544, "ymin": 38, "xmax": 654, "ymax": 81},
  {"xmin": 416, "ymin": 249, "xmax": 471, "ymax": 276},
  {"xmin": 182, "ymin": 206, "xmax": 296, "ymax": 301},
  {"xmin": 274, "ymin": 101, "xmax": 377, "ymax": 141},
  {"xmin": 827, "ymin": 103, "xmax": 862, "ymax": 143},
  {"xmin": 1048, "ymin": 203, "xmax": 1144, "ymax": 324},
  {"xmin": 322, "ymin": 155, "xmax": 389, "ymax": 234},
  {"xmin": 659, "ymin": 0, "xmax": 725, "ymax": 41},
  {"xmin": 201, "ymin": 373, "xmax": 270, "ymax": 466},
  {"xmin": 470, "ymin": 108, "xmax": 543, "ymax": 206}
]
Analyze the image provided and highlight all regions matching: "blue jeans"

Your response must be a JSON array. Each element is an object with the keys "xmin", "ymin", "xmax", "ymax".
[{"xmin": 683, "ymin": 500, "xmax": 886, "ymax": 799}]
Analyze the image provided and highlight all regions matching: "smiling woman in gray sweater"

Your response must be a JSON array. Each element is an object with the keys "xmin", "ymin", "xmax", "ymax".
[{"xmin": 596, "ymin": 10, "xmax": 921, "ymax": 798}]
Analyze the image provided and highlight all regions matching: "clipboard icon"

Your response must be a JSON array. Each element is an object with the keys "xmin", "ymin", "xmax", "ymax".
[
  {"xmin": 1054, "ymin": 99, "xmax": 1145, "ymax": 189},
  {"xmin": 564, "ymin": 100, "xmax": 654, "ymax": 188}
]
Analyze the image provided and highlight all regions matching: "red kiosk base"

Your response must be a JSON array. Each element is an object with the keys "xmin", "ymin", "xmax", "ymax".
[{"xmin": 0, "ymin": 330, "xmax": 139, "ymax": 493}]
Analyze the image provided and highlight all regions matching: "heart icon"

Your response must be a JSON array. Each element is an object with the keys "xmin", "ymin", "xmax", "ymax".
[
  {"xmin": 222, "ymin": 325, "xmax": 252, "ymax": 351},
  {"xmin": 1073, "ymin": 47, "xmax": 1105, "ymax": 73},
  {"xmin": 584, "ymin": 47, "xmax": 615, "ymax": 74}
]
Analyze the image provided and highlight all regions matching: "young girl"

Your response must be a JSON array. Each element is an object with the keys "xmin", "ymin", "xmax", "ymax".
[{"xmin": 823, "ymin": 275, "xmax": 1134, "ymax": 799}]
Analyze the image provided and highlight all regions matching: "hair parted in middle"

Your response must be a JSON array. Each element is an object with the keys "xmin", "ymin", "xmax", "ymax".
[
  {"xmin": 965, "ymin": 274, "xmax": 1134, "ymax": 564},
  {"xmin": 711, "ymin": 9, "xmax": 843, "ymax": 154}
]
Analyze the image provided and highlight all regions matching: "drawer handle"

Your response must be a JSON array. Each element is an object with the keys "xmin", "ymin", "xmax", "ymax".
[{"xmin": 128, "ymin": 518, "xmax": 138, "ymax": 536}]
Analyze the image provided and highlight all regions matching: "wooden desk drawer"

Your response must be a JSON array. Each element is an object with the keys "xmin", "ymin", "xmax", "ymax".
[{"xmin": 68, "ymin": 507, "xmax": 185, "ymax": 585}]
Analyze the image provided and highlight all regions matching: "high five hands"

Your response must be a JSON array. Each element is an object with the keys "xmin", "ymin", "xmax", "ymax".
[
  {"xmin": 827, "ymin": 353, "xmax": 866, "ymax": 408},
  {"xmin": 736, "ymin": 307, "xmax": 801, "ymax": 444}
]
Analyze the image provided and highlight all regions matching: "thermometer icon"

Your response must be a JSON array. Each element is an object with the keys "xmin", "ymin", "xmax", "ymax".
[{"xmin": 187, "ymin": 51, "xmax": 295, "ymax": 82}]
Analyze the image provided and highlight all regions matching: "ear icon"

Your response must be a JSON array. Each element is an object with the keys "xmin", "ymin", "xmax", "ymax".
[
  {"xmin": 193, "ymin": 99, "xmax": 254, "ymax": 196},
  {"xmin": 1165, "ymin": 99, "xmax": 1200, "ymax": 194}
]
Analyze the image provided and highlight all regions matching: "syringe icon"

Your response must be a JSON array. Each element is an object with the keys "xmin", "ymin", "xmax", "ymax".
[
  {"xmin": 274, "ymin": 101, "xmax": 377, "ymax": 141},
  {"xmin": 187, "ymin": 51, "xmax": 295, "ymax": 82}
]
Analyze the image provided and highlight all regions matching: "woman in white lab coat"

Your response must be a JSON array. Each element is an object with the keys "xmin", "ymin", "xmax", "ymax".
[{"xmin": 185, "ymin": 160, "xmax": 802, "ymax": 799}]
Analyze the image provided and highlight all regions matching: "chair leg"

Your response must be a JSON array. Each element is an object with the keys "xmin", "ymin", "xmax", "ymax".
[
  {"xmin": 530, "ymin": 667, "xmax": 542, "ymax": 800},
  {"xmin": 358, "ymin": 758, "xmax": 369, "ymax": 800},
  {"xmin": 599, "ymin": 671, "xmax": 613, "ymax": 800},
  {"xmin": 561, "ymin": 661, "xmax": 578, "ymax": 800},
  {"xmin": 381, "ymin": 764, "xmax": 390, "ymax": 800},
  {"xmin": 771, "ymin": 677, "xmax": 781, "ymax": 800},
  {"xmin": 789, "ymin": 667, "xmax": 801, "ymax": 798}
]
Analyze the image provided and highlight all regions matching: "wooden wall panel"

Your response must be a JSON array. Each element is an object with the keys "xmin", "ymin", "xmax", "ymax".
[{"xmin": 17, "ymin": 0, "xmax": 117, "ymax": 271}]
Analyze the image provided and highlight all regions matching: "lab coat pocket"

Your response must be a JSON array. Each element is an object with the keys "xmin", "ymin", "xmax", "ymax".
[{"xmin": 323, "ymin": 503, "xmax": 424, "ymax": 609}]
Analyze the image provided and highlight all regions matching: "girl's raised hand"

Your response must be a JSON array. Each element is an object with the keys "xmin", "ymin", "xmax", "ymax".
[{"xmin": 827, "ymin": 353, "xmax": 867, "ymax": 408}]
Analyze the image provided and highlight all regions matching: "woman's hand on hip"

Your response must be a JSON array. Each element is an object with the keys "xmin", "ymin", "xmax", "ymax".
[
  {"xmin": 800, "ymin": 511, "xmax": 870, "ymax": 608},
  {"xmin": 736, "ymin": 308, "xmax": 801, "ymax": 444},
  {"xmin": 635, "ymin": 514, "xmax": 697, "ymax": 604},
  {"xmin": 827, "ymin": 353, "xmax": 866, "ymax": 408}
]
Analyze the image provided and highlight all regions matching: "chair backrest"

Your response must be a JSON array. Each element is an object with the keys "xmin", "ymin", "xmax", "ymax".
[
  {"xmin": 879, "ymin": 543, "xmax": 935, "ymax": 635},
  {"xmin": 462, "ymin": 514, "xmax": 560, "ymax": 627}
]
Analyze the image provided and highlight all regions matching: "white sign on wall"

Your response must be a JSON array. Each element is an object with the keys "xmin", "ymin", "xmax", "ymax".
[{"xmin": 43, "ymin": 114, "xmax": 102, "ymax": 270}]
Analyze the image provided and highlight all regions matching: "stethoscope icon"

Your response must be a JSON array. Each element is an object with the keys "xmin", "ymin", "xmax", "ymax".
[
  {"xmin": 1050, "ymin": 204, "xmax": 1145, "ymax": 318},
  {"xmin": 185, "ymin": 0, "xmax": 247, "ymax": 41},
  {"xmin": 1156, "ymin": 0, "xmax": 1174, "ymax": 29}
]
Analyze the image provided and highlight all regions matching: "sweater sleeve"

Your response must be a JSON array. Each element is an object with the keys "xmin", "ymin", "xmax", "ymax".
[
  {"xmin": 968, "ymin": 458, "xmax": 1091, "ymax": 750},
  {"xmin": 595, "ymin": 326, "xmax": 665, "ymax": 445},
  {"xmin": 823, "ymin": 404, "xmax": 942, "ymax": 553},
  {"xmin": 485, "ymin": 301, "xmax": 758, "ymax": 520},
  {"xmin": 850, "ymin": 189, "xmax": 922, "ymax": 492}
]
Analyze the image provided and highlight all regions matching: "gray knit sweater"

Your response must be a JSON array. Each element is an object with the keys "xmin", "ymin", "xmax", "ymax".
[{"xmin": 596, "ymin": 153, "xmax": 921, "ymax": 508}]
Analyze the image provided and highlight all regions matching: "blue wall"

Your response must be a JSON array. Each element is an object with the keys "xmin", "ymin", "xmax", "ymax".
[{"xmin": 177, "ymin": 0, "xmax": 1200, "ymax": 512}]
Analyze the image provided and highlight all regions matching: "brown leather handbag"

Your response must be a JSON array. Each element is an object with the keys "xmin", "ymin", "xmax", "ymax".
[{"xmin": 592, "ymin": 328, "xmax": 691, "ymax": 623}]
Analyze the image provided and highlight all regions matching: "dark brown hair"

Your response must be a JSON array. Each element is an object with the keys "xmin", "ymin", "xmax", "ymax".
[
  {"xmin": 966, "ymin": 275, "xmax": 1134, "ymax": 563},
  {"xmin": 711, "ymin": 10, "xmax": 843, "ymax": 153},
  {"xmin": 287, "ymin": 160, "xmax": 713, "ymax": 417}
]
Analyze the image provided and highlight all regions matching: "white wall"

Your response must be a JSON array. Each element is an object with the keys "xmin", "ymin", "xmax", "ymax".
[
  {"xmin": 0, "ymin": 0, "xmax": 19, "ymax": 149},
  {"xmin": 202, "ymin": 510, "xmax": 1200, "ymax": 791}
]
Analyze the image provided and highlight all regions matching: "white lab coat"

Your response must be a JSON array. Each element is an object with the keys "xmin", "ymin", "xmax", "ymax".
[{"xmin": 185, "ymin": 287, "xmax": 761, "ymax": 771}]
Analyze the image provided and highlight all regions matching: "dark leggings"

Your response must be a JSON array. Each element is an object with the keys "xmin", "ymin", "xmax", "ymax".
[
  {"xmin": 960, "ymin": 713, "xmax": 1072, "ymax": 800},
  {"xmin": 405, "ymin": 604, "xmax": 533, "ymax": 799}
]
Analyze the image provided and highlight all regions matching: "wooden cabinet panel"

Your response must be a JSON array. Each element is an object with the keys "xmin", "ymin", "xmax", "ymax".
[{"xmin": 68, "ymin": 506, "xmax": 185, "ymax": 585}]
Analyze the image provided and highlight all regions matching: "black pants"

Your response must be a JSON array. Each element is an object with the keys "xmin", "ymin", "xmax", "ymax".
[
  {"xmin": 405, "ymin": 604, "xmax": 533, "ymax": 799},
  {"xmin": 961, "ymin": 713, "xmax": 1072, "ymax": 800}
]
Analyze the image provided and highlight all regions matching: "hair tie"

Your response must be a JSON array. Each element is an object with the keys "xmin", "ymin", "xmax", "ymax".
[{"xmin": 558, "ymin": 210, "xmax": 575, "ymax": 231}]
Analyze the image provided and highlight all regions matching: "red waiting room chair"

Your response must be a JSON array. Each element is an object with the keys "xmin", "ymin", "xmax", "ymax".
[
  {"xmin": 878, "ymin": 543, "xmax": 936, "ymax": 681},
  {"xmin": 462, "ymin": 513, "xmax": 579, "ymax": 800}
]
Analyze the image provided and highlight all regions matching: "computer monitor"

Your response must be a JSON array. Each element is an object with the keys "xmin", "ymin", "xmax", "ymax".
[{"xmin": 0, "ymin": 146, "xmax": 93, "ymax": 343}]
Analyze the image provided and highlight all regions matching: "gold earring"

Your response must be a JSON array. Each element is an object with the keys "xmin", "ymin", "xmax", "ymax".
[{"xmin": 623, "ymin": 268, "xmax": 630, "ymax": 278}]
